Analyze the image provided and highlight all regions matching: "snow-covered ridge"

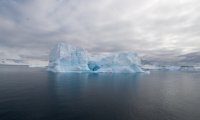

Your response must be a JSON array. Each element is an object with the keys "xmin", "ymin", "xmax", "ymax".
[
  {"xmin": 47, "ymin": 43, "xmax": 145, "ymax": 73},
  {"xmin": 0, "ymin": 58, "xmax": 27, "ymax": 65},
  {"xmin": 0, "ymin": 58, "xmax": 47, "ymax": 68},
  {"xmin": 142, "ymin": 64, "xmax": 200, "ymax": 71}
]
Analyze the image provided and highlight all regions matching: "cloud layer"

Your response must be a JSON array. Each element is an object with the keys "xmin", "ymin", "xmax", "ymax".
[{"xmin": 0, "ymin": 0, "xmax": 200, "ymax": 65}]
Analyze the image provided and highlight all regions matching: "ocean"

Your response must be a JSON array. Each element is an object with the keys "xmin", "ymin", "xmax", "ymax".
[{"xmin": 0, "ymin": 65, "xmax": 200, "ymax": 120}]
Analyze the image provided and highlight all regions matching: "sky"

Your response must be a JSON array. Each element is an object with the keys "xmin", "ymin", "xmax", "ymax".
[{"xmin": 0, "ymin": 0, "xmax": 200, "ymax": 65}]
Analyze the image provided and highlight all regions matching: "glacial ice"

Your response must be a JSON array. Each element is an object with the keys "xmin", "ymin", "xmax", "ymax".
[
  {"xmin": 88, "ymin": 52, "xmax": 144, "ymax": 73},
  {"xmin": 48, "ymin": 43, "xmax": 89, "ymax": 72},
  {"xmin": 47, "ymin": 43, "xmax": 145, "ymax": 73}
]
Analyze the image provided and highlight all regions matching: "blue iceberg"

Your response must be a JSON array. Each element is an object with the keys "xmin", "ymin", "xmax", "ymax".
[
  {"xmin": 48, "ymin": 43, "xmax": 89, "ymax": 72},
  {"xmin": 88, "ymin": 52, "xmax": 144, "ymax": 73},
  {"xmin": 47, "ymin": 43, "xmax": 145, "ymax": 73}
]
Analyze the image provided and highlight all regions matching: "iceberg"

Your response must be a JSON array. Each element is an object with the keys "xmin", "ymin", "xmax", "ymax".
[
  {"xmin": 162, "ymin": 66, "xmax": 180, "ymax": 71},
  {"xmin": 179, "ymin": 66, "xmax": 196, "ymax": 71},
  {"xmin": 88, "ymin": 52, "xmax": 144, "ymax": 73},
  {"xmin": 47, "ymin": 43, "xmax": 145, "ymax": 73},
  {"xmin": 48, "ymin": 43, "xmax": 89, "ymax": 72},
  {"xmin": 29, "ymin": 64, "xmax": 47, "ymax": 68}
]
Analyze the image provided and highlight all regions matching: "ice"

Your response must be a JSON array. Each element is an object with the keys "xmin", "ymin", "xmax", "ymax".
[
  {"xmin": 88, "ymin": 52, "xmax": 144, "ymax": 73},
  {"xmin": 29, "ymin": 64, "xmax": 47, "ymax": 68},
  {"xmin": 142, "ymin": 64, "xmax": 200, "ymax": 72},
  {"xmin": 179, "ymin": 66, "xmax": 196, "ymax": 71},
  {"xmin": 48, "ymin": 43, "xmax": 89, "ymax": 72},
  {"xmin": 88, "ymin": 61, "xmax": 101, "ymax": 71},
  {"xmin": 162, "ymin": 66, "xmax": 180, "ymax": 71},
  {"xmin": 48, "ymin": 43, "xmax": 145, "ymax": 73}
]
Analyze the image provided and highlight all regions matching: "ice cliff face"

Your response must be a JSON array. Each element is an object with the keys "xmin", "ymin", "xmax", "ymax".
[
  {"xmin": 48, "ymin": 43, "xmax": 89, "ymax": 72},
  {"xmin": 48, "ymin": 43, "xmax": 144, "ymax": 73}
]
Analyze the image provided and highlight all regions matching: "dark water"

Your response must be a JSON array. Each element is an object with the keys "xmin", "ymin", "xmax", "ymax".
[{"xmin": 0, "ymin": 66, "xmax": 200, "ymax": 120}]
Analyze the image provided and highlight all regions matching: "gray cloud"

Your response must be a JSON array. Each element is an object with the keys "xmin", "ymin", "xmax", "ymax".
[
  {"xmin": 0, "ymin": 0, "xmax": 200, "ymax": 65},
  {"xmin": 178, "ymin": 52, "xmax": 200, "ymax": 65}
]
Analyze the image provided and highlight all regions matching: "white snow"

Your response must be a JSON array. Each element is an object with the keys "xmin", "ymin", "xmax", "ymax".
[{"xmin": 28, "ymin": 64, "xmax": 47, "ymax": 68}]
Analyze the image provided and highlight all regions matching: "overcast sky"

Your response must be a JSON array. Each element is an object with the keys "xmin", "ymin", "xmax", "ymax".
[{"xmin": 0, "ymin": 0, "xmax": 200, "ymax": 65}]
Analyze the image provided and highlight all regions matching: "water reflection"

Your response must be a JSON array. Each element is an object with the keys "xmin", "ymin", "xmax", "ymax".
[
  {"xmin": 51, "ymin": 73, "xmax": 139, "ymax": 89},
  {"xmin": 47, "ymin": 72, "xmax": 141, "ymax": 100},
  {"xmin": 46, "ymin": 72, "xmax": 200, "ymax": 120},
  {"xmin": 46, "ymin": 72, "xmax": 141, "ymax": 119},
  {"xmin": 1, "ymin": 66, "xmax": 200, "ymax": 120}
]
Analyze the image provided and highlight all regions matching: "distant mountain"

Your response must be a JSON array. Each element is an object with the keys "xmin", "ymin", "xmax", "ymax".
[
  {"xmin": 0, "ymin": 58, "xmax": 27, "ymax": 65},
  {"xmin": 0, "ymin": 58, "xmax": 48, "ymax": 67}
]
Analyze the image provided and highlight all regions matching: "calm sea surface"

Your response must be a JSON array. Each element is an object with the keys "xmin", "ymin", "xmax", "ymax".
[{"xmin": 0, "ymin": 65, "xmax": 200, "ymax": 120}]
